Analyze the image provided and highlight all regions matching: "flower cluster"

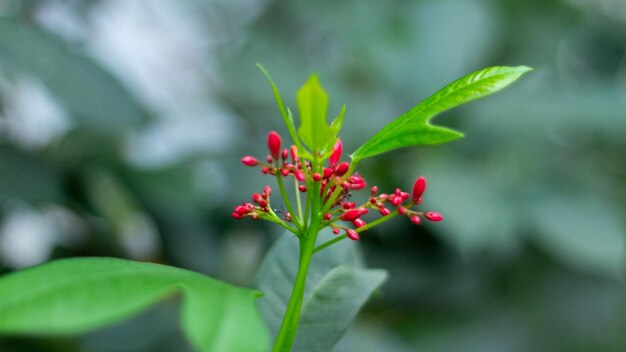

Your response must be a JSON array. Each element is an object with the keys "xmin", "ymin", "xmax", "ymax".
[{"xmin": 233, "ymin": 131, "xmax": 442, "ymax": 241}]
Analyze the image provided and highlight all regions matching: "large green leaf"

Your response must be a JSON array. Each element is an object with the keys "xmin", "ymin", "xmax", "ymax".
[
  {"xmin": 256, "ymin": 231, "xmax": 386, "ymax": 350},
  {"xmin": 0, "ymin": 19, "xmax": 146, "ymax": 134},
  {"xmin": 0, "ymin": 258, "xmax": 269, "ymax": 352},
  {"xmin": 295, "ymin": 266, "xmax": 386, "ymax": 352},
  {"xmin": 297, "ymin": 74, "xmax": 336, "ymax": 151},
  {"xmin": 351, "ymin": 66, "xmax": 532, "ymax": 161}
]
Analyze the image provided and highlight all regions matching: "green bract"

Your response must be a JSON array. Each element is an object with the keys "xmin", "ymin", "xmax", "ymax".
[
  {"xmin": 0, "ymin": 258, "xmax": 269, "ymax": 352},
  {"xmin": 351, "ymin": 66, "xmax": 532, "ymax": 161}
]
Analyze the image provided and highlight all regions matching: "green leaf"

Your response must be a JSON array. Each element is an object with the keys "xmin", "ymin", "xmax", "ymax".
[
  {"xmin": 351, "ymin": 66, "xmax": 532, "ymax": 161},
  {"xmin": 0, "ymin": 19, "xmax": 146, "ymax": 134},
  {"xmin": 297, "ymin": 74, "xmax": 336, "ymax": 151},
  {"xmin": 0, "ymin": 258, "xmax": 269, "ymax": 352},
  {"xmin": 256, "ymin": 231, "xmax": 386, "ymax": 350},
  {"xmin": 257, "ymin": 64, "xmax": 300, "ymax": 148},
  {"xmin": 294, "ymin": 266, "xmax": 386, "ymax": 352}
]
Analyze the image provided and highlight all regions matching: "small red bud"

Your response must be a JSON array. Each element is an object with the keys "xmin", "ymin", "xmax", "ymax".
[
  {"xmin": 352, "ymin": 218, "xmax": 366, "ymax": 228},
  {"xmin": 263, "ymin": 185, "xmax": 272, "ymax": 197},
  {"xmin": 261, "ymin": 167, "xmax": 269, "ymax": 174},
  {"xmin": 281, "ymin": 148, "xmax": 289, "ymax": 160},
  {"xmin": 410, "ymin": 215, "xmax": 421, "ymax": 225},
  {"xmin": 323, "ymin": 167, "xmax": 334, "ymax": 179},
  {"xmin": 290, "ymin": 145, "xmax": 299, "ymax": 162},
  {"xmin": 343, "ymin": 202, "xmax": 356, "ymax": 209},
  {"xmin": 280, "ymin": 168, "xmax": 290, "ymax": 177},
  {"xmin": 234, "ymin": 205, "xmax": 249, "ymax": 215},
  {"xmin": 341, "ymin": 209, "xmax": 362, "ymax": 221},
  {"xmin": 241, "ymin": 156, "xmax": 258, "ymax": 166},
  {"xmin": 295, "ymin": 171, "xmax": 305, "ymax": 181},
  {"xmin": 324, "ymin": 213, "xmax": 332, "ymax": 220},
  {"xmin": 313, "ymin": 173, "xmax": 322, "ymax": 181},
  {"xmin": 424, "ymin": 212, "xmax": 443, "ymax": 222},
  {"xmin": 232, "ymin": 212, "xmax": 244, "ymax": 219},
  {"xmin": 332, "ymin": 227, "xmax": 340, "ymax": 235},
  {"xmin": 348, "ymin": 175, "xmax": 367, "ymax": 190},
  {"xmin": 394, "ymin": 188, "xmax": 402, "ymax": 196},
  {"xmin": 299, "ymin": 185, "xmax": 307, "ymax": 192},
  {"xmin": 400, "ymin": 192, "xmax": 409, "ymax": 202},
  {"xmin": 329, "ymin": 139, "xmax": 343, "ymax": 166},
  {"xmin": 346, "ymin": 229, "xmax": 359, "ymax": 241},
  {"xmin": 370, "ymin": 186, "xmax": 378, "ymax": 195},
  {"xmin": 412, "ymin": 177, "xmax": 426, "ymax": 204},
  {"xmin": 335, "ymin": 162, "xmax": 350, "ymax": 176},
  {"xmin": 379, "ymin": 207, "xmax": 391, "ymax": 216},
  {"xmin": 266, "ymin": 155, "xmax": 273, "ymax": 163},
  {"xmin": 390, "ymin": 195, "xmax": 402, "ymax": 206},
  {"xmin": 252, "ymin": 193, "xmax": 268, "ymax": 208},
  {"xmin": 285, "ymin": 212, "xmax": 292, "ymax": 222},
  {"xmin": 267, "ymin": 131, "xmax": 282, "ymax": 159},
  {"xmin": 358, "ymin": 208, "xmax": 369, "ymax": 215},
  {"xmin": 398, "ymin": 206, "xmax": 406, "ymax": 215}
]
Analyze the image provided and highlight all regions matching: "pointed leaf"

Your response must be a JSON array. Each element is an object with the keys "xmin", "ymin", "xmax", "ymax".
[
  {"xmin": 351, "ymin": 66, "xmax": 532, "ymax": 161},
  {"xmin": 257, "ymin": 64, "xmax": 300, "ymax": 147},
  {"xmin": 297, "ymin": 74, "xmax": 334, "ymax": 151},
  {"xmin": 294, "ymin": 266, "xmax": 387, "ymax": 352},
  {"xmin": 0, "ymin": 258, "xmax": 269, "ymax": 352},
  {"xmin": 329, "ymin": 104, "xmax": 346, "ymax": 140}
]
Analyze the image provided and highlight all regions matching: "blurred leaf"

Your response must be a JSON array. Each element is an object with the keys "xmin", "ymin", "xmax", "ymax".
[
  {"xmin": 294, "ymin": 266, "xmax": 386, "ymax": 352},
  {"xmin": 530, "ymin": 197, "xmax": 626, "ymax": 277},
  {"xmin": 257, "ymin": 64, "xmax": 301, "ymax": 146},
  {"xmin": 0, "ymin": 258, "xmax": 269, "ymax": 352},
  {"xmin": 256, "ymin": 231, "xmax": 386, "ymax": 350},
  {"xmin": 0, "ymin": 19, "xmax": 145, "ymax": 134},
  {"xmin": 351, "ymin": 66, "xmax": 532, "ymax": 161},
  {"xmin": 0, "ymin": 147, "xmax": 61, "ymax": 202},
  {"xmin": 297, "ymin": 74, "xmax": 336, "ymax": 152}
]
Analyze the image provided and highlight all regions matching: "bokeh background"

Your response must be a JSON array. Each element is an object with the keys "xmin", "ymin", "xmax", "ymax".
[{"xmin": 0, "ymin": 0, "xmax": 625, "ymax": 351}]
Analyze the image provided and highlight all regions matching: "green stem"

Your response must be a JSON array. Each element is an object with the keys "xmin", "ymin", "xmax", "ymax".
[{"xmin": 272, "ymin": 225, "xmax": 318, "ymax": 351}]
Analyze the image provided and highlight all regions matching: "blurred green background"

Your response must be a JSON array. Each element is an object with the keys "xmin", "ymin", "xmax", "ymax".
[{"xmin": 0, "ymin": 0, "xmax": 625, "ymax": 351}]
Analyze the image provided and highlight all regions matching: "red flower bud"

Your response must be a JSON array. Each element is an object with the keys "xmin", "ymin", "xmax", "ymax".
[
  {"xmin": 389, "ymin": 195, "xmax": 403, "ymax": 206},
  {"xmin": 346, "ymin": 229, "xmax": 359, "ymax": 241},
  {"xmin": 267, "ymin": 131, "xmax": 282, "ymax": 159},
  {"xmin": 261, "ymin": 167, "xmax": 269, "ymax": 174},
  {"xmin": 324, "ymin": 213, "xmax": 332, "ymax": 220},
  {"xmin": 323, "ymin": 167, "xmax": 334, "ymax": 179},
  {"xmin": 263, "ymin": 185, "xmax": 272, "ymax": 197},
  {"xmin": 295, "ymin": 170, "xmax": 305, "ymax": 181},
  {"xmin": 410, "ymin": 215, "xmax": 421, "ymax": 225},
  {"xmin": 332, "ymin": 227, "xmax": 340, "ymax": 235},
  {"xmin": 329, "ymin": 139, "xmax": 343, "ymax": 166},
  {"xmin": 412, "ymin": 177, "xmax": 426, "ymax": 204},
  {"xmin": 358, "ymin": 208, "xmax": 369, "ymax": 215},
  {"xmin": 234, "ymin": 205, "xmax": 250, "ymax": 215},
  {"xmin": 400, "ymin": 192, "xmax": 409, "ymax": 202},
  {"xmin": 341, "ymin": 209, "xmax": 362, "ymax": 221},
  {"xmin": 379, "ymin": 207, "xmax": 391, "ymax": 216},
  {"xmin": 281, "ymin": 148, "xmax": 289, "ymax": 160},
  {"xmin": 252, "ymin": 193, "xmax": 268, "ymax": 208},
  {"xmin": 290, "ymin": 145, "xmax": 299, "ymax": 162},
  {"xmin": 335, "ymin": 162, "xmax": 350, "ymax": 176},
  {"xmin": 299, "ymin": 185, "xmax": 307, "ymax": 192},
  {"xmin": 348, "ymin": 175, "xmax": 366, "ymax": 190},
  {"xmin": 266, "ymin": 155, "xmax": 273, "ymax": 163},
  {"xmin": 280, "ymin": 168, "xmax": 289, "ymax": 177},
  {"xmin": 232, "ymin": 212, "xmax": 245, "ymax": 219},
  {"xmin": 241, "ymin": 156, "xmax": 258, "ymax": 166},
  {"xmin": 424, "ymin": 211, "xmax": 442, "ymax": 222},
  {"xmin": 342, "ymin": 202, "xmax": 356, "ymax": 209},
  {"xmin": 397, "ymin": 206, "xmax": 406, "ymax": 215},
  {"xmin": 313, "ymin": 173, "xmax": 322, "ymax": 181},
  {"xmin": 370, "ymin": 186, "xmax": 378, "ymax": 195},
  {"xmin": 352, "ymin": 218, "xmax": 366, "ymax": 228}
]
